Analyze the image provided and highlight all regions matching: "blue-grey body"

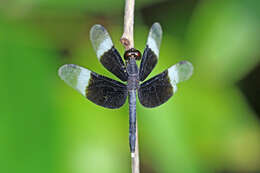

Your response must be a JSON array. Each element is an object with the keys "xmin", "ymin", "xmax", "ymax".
[{"xmin": 126, "ymin": 58, "xmax": 139, "ymax": 153}]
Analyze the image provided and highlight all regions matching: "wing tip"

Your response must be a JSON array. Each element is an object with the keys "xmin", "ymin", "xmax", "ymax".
[
  {"xmin": 168, "ymin": 60, "xmax": 194, "ymax": 84},
  {"xmin": 58, "ymin": 64, "xmax": 68, "ymax": 80},
  {"xmin": 151, "ymin": 22, "xmax": 162, "ymax": 34},
  {"xmin": 58, "ymin": 64, "xmax": 76, "ymax": 80},
  {"xmin": 147, "ymin": 22, "xmax": 163, "ymax": 57},
  {"xmin": 90, "ymin": 24, "xmax": 104, "ymax": 35},
  {"xmin": 89, "ymin": 24, "xmax": 113, "ymax": 59},
  {"xmin": 90, "ymin": 24, "xmax": 108, "ymax": 43},
  {"xmin": 180, "ymin": 60, "xmax": 194, "ymax": 80},
  {"xmin": 150, "ymin": 22, "xmax": 163, "ymax": 39}
]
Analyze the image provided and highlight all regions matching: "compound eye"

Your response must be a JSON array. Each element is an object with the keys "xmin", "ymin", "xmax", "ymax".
[
  {"xmin": 124, "ymin": 50, "xmax": 131, "ymax": 61},
  {"xmin": 135, "ymin": 50, "xmax": 142, "ymax": 60}
]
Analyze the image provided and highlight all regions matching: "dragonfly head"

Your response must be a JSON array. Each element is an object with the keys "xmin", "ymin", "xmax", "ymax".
[{"xmin": 124, "ymin": 48, "xmax": 141, "ymax": 61}]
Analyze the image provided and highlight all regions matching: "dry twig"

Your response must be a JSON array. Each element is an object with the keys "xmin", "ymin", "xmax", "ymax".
[
  {"xmin": 120, "ymin": 0, "xmax": 135, "ymax": 50},
  {"xmin": 120, "ymin": 0, "xmax": 140, "ymax": 173}
]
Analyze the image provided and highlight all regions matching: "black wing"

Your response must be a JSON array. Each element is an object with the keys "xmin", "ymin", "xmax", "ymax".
[
  {"xmin": 138, "ymin": 71, "xmax": 173, "ymax": 108},
  {"xmin": 90, "ymin": 24, "xmax": 128, "ymax": 81},
  {"xmin": 139, "ymin": 23, "xmax": 162, "ymax": 81},
  {"xmin": 138, "ymin": 61, "xmax": 193, "ymax": 108},
  {"xmin": 59, "ymin": 64, "xmax": 128, "ymax": 109}
]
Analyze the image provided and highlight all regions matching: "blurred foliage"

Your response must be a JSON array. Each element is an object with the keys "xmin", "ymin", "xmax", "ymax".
[{"xmin": 1, "ymin": 0, "xmax": 260, "ymax": 173}]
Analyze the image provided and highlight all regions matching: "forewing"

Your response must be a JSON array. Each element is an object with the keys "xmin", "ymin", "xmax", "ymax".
[
  {"xmin": 90, "ymin": 24, "xmax": 128, "ymax": 81},
  {"xmin": 138, "ymin": 61, "xmax": 193, "ymax": 108},
  {"xmin": 58, "ymin": 64, "xmax": 127, "ymax": 109},
  {"xmin": 139, "ymin": 23, "xmax": 162, "ymax": 81}
]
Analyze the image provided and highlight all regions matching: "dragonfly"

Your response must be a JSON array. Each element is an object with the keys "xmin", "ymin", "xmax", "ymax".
[{"xmin": 58, "ymin": 23, "xmax": 193, "ymax": 156}]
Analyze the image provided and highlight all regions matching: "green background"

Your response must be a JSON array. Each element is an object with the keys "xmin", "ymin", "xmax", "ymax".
[{"xmin": 1, "ymin": 0, "xmax": 260, "ymax": 172}]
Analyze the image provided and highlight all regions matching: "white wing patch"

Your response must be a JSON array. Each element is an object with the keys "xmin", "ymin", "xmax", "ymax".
[
  {"xmin": 147, "ymin": 22, "xmax": 162, "ymax": 58},
  {"xmin": 96, "ymin": 37, "xmax": 113, "ymax": 59},
  {"xmin": 168, "ymin": 65, "xmax": 179, "ymax": 93},
  {"xmin": 90, "ymin": 24, "xmax": 113, "ymax": 60},
  {"xmin": 58, "ymin": 64, "xmax": 91, "ymax": 96},
  {"xmin": 76, "ymin": 68, "xmax": 91, "ymax": 96},
  {"xmin": 168, "ymin": 61, "xmax": 194, "ymax": 93}
]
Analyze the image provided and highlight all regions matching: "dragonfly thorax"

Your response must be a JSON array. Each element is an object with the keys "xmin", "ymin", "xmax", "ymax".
[
  {"xmin": 126, "ymin": 58, "xmax": 139, "ymax": 75},
  {"xmin": 126, "ymin": 58, "xmax": 139, "ymax": 90}
]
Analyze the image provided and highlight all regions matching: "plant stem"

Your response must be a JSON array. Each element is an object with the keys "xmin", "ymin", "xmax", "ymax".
[
  {"xmin": 120, "ymin": 0, "xmax": 135, "ymax": 50},
  {"xmin": 120, "ymin": 0, "xmax": 140, "ymax": 173},
  {"xmin": 131, "ymin": 122, "xmax": 140, "ymax": 173}
]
